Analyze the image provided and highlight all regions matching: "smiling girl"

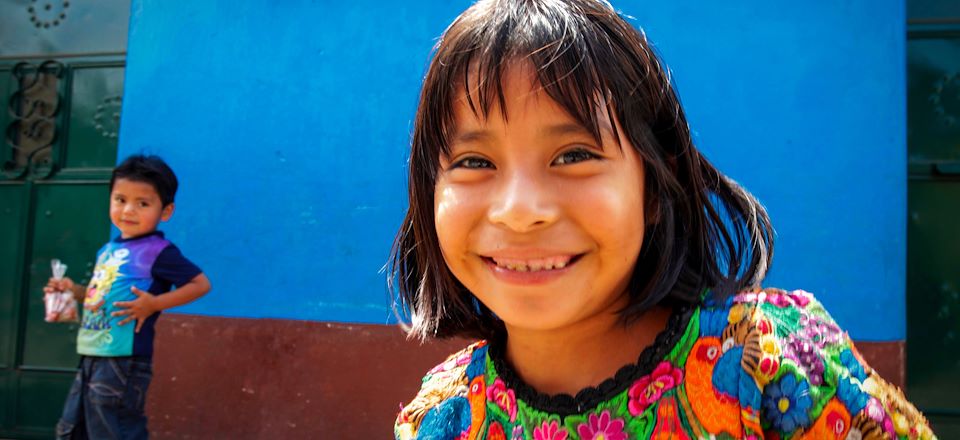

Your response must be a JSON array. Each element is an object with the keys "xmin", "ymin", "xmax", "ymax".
[{"xmin": 390, "ymin": 0, "xmax": 934, "ymax": 439}]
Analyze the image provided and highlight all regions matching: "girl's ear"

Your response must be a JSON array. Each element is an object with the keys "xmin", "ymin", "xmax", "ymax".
[{"xmin": 161, "ymin": 203, "xmax": 175, "ymax": 222}]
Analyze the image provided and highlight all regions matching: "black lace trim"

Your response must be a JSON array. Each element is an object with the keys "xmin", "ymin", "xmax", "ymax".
[{"xmin": 487, "ymin": 303, "xmax": 696, "ymax": 417}]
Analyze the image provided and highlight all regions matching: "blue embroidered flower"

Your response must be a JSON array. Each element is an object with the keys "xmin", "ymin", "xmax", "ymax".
[
  {"xmin": 837, "ymin": 375, "xmax": 869, "ymax": 414},
  {"xmin": 762, "ymin": 373, "xmax": 813, "ymax": 433},
  {"xmin": 839, "ymin": 348, "xmax": 867, "ymax": 382},
  {"xmin": 699, "ymin": 308, "xmax": 728, "ymax": 337}
]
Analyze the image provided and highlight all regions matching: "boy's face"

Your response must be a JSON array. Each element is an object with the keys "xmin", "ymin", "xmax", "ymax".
[
  {"xmin": 109, "ymin": 178, "xmax": 173, "ymax": 239},
  {"xmin": 434, "ymin": 63, "xmax": 646, "ymax": 334}
]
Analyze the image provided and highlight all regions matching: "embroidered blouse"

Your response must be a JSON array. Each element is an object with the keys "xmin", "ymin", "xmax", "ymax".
[{"xmin": 395, "ymin": 288, "xmax": 936, "ymax": 440}]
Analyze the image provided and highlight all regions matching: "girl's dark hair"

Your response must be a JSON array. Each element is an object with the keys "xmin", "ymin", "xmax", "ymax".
[
  {"xmin": 110, "ymin": 154, "xmax": 179, "ymax": 206},
  {"xmin": 389, "ymin": 0, "xmax": 774, "ymax": 340}
]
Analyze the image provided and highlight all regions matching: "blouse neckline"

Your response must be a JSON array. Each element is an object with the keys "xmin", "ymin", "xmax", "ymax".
[{"xmin": 486, "ymin": 302, "xmax": 697, "ymax": 417}]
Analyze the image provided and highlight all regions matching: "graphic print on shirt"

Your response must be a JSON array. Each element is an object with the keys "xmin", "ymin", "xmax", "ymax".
[{"xmin": 80, "ymin": 248, "xmax": 129, "ymax": 345}]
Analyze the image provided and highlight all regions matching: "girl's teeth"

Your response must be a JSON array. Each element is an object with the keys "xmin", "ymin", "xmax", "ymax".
[{"xmin": 493, "ymin": 257, "xmax": 572, "ymax": 272}]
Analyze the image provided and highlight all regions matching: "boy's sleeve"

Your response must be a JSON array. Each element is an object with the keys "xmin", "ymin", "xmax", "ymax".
[
  {"xmin": 739, "ymin": 288, "xmax": 936, "ymax": 440},
  {"xmin": 152, "ymin": 244, "xmax": 202, "ymax": 288}
]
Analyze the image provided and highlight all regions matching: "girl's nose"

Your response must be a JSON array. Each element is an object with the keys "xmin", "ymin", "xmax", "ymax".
[
  {"xmin": 487, "ymin": 171, "xmax": 559, "ymax": 233},
  {"xmin": 123, "ymin": 204, "xmax": 136, "ymax": 214}
]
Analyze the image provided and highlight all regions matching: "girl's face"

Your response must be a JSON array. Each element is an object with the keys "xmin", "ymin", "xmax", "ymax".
[{"xmin": 435, "ymin": 65, "xmax": 647, "ymax": 333}]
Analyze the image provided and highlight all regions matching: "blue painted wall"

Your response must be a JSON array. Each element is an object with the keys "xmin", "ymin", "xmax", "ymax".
[{"xmin": 118, "ymin": 0, "xmax": 905, "ymax": 340}]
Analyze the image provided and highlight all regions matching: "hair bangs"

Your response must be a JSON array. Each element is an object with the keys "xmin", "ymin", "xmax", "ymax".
[{"xmin": 433, "ymin": 0, "xmax": 623, "ymax": 157}]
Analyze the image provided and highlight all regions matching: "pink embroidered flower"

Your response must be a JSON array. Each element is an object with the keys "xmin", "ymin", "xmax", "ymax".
[
  {"xmin": 576, "ymin": 410, "xmax": 627, "ymax": 440},
  {"xmin": 628, "ymin": 361, "xmax": 684, "ymax": 416},
  {"xmin": 865, "ymin": 397, "xmax": 896, "ymax": 438},
  {"xmin": 787, "ymin": 290, "xmax": 812, "ymax": 307},
  {"xmin": 533, "ymin": 420, "xmax": 568, "ymax": 440},
  {"xmin": 734, "ymin": 289, "xmax": 811, "ymax": 308},
  {"xmin": 486, "ymin": 378, "xmax": 518, "ymax": 422}
]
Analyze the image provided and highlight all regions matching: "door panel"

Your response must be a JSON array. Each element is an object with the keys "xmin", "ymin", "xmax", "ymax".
[
  {"xmin": 65, "ymin": 66, "xmax": 125, "ymax": 169},
  {"xmin": 21, "ymin": 183, "xmax": 109, "ymax": 369},
  {"xmin": 0, "ymin": 185, "xmax": 26, "ymax": 371},
  {"xmin": 907, "ymin": 15, "xmax": 960, "ymax": 438}
]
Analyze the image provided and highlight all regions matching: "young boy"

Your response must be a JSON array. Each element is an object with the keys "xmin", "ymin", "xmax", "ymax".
[{"xmin": 44, "ymin": 154, "xmax": 211, "ymax": 439}]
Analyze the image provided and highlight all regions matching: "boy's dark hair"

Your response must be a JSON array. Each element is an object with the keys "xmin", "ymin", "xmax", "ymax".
[
  {"xmin": 110, "ymin": 154, "xmax": 179, "ymax": 207},
  {"xmin": 389, "ymin": 0, "xmax": 774, "ymax": 340}
]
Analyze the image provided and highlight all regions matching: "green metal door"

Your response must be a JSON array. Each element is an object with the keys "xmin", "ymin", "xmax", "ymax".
[
  {"xmin": 0, "ymin": 2, "xmax": 129, "ymax": 438},
  {"xmin": 907, "ymin": 1, "xmax": 960, "ymax": 437}
]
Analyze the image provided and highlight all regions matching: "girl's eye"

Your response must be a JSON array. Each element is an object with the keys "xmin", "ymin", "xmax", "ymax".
[
  {"xmin": 553, "ymin": 148, "xmax": 600, "ymax": 166},
  {"xmin": 451, "ymin": 156, "xmax": 494, "ymax": 170},
  {"xmin": 138, "ymin": 201, "xmax": 149, "ymax": 208}
]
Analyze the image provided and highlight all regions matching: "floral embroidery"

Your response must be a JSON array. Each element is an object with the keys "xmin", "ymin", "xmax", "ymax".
[
  {"xmin": 575, "ymin": 410, "xmax": 627, "ymax": 440},
  {"xmin": 804, "ymin": 398, "xmax": 851, "ymax": 439},
  {"xmin": 762, "ymin": 373, "xmax": 813, "ymax": 433},
  {"xmin": 486, "ymin": 421, "xmax": 507, "ymax": 440},
  {"xmin": 755, "ymin": 334, "xmax": 782, "ymax": 385},
  {"xmin": 837, "ymin": 376, "xmax": 870, "ymax": 414},
  {"xmin": 864, "ymin": 397, "xmax": 896, "ymax": 438},
  {"xmin": 785, "ymin": 336, "xmax": 825, "ymax": 386},
  {"xmin": 798, "ymin": 313, "xmax": 843, "ymax": 348},
  {"xmin": 394, "ymin": 289, "xmax": 935, "ymax": 440},
  {"xmin": 735, "ymin": 288, "xmax": 811, "ymax": 308},
  {"xmin": 627, "ymin": 361, "xmax": 683, "ymax": 416},
  {"xmin": 840, "ymin": 348, "xmax": 867, "ymax": 382},
  {"xmin": 532, "ymin": 419, "xmax": 567, "ymax": 440},
  {"xmin": 486, "ymin": 378, "xmax": 518, "ymax": 422}
]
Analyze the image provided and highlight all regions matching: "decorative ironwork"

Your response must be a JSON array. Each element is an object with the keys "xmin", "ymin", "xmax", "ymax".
[
  {"xmin": 27, "ymin": 0, "xmax": 70, "ymax": 29},
  {"xmin": 930, "ymin": 72, "xmax": 959, "ymax": 127},
  {"xmin": 4, "ymin": 60, "xmax": 65, "ymax": 180},
  {"xmin": 93, "ymin": 95, "xmax": 122, "ymax": 139}
]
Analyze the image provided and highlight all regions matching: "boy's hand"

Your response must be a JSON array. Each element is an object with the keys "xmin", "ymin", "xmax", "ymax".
[
  {"xmin": 112, "ymin": 286, "xmax": 159, "ymax": 333},
  {"xmin": 43, "ymin": 276, "xmax": 75, "ymax": 294},
  {"xmin": 44, "ymin": 276, "xmax": 86, "ymax": 303}
]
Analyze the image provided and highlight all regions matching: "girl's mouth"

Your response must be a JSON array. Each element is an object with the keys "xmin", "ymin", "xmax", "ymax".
[{"xmin": 481, "ymin": 254, "xmax": 584, "ymax": 273}]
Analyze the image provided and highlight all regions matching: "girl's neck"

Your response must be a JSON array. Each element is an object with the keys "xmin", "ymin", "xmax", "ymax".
[{"xmin": 502, "ymin": 305, "xmax": 672, "ymax": 397}]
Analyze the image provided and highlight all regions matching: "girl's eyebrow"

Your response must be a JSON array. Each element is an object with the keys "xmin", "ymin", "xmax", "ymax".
[
  {"xmin": 544, "ymin": 122, "xmax": 598, "ymax": 138},
  {"xmin": 454, "ymin": 122, "xmax": 612, "ymax": 144},
  {"xmin": 453, "ymin": 129, "xmax": 493, "ymax": 145}
]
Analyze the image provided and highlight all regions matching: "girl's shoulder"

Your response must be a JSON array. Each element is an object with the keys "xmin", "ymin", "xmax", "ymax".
[
  {"xmin": 395, "ymin": 340, "xmax": 489, "ymax": 440},
  {"xmin": 699, "ymin": 287, "xmax": 936, "ymax": 439}
]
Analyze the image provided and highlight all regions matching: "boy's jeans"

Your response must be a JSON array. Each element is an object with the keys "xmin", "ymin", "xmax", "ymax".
[{"xmin": 56, "ymin": 355, "xmax": 153, "ymax": 440}]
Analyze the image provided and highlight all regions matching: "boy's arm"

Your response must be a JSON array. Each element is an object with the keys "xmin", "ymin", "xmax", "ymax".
[{"xmin": 111, "ymin": 273, "xmax": 211, "ymax": 333}]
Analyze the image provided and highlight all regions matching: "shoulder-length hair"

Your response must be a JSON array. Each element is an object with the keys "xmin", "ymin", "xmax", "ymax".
[{"xmin": 389, "ymin": 0, "xmax": 773, "ymax": 340}]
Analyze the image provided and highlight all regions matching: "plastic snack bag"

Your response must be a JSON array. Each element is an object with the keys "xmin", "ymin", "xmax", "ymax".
[{"xmin": 43, "ymin": 259, "xmax": 79, "ymax": 323}]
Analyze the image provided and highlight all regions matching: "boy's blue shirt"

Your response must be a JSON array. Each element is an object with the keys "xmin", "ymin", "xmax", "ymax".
[{"xmin": 77, "ymin": 230, "xmax": 201, "ymax": 357}]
